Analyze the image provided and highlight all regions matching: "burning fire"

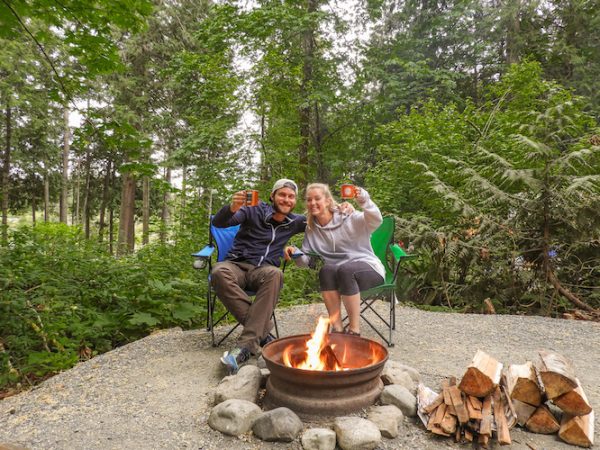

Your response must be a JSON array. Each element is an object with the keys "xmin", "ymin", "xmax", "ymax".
[{"xmin": 282, "ymin": 316, "xmax": 345, "ymax": 371}]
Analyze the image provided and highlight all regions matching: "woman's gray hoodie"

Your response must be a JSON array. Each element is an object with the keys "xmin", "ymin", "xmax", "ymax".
[{"xmin": 296, "ymin": 188, "xmax": 385, "ymax": 278}]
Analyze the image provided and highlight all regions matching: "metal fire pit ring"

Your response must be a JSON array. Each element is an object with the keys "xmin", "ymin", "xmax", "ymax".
[{"xmin": 261, "ymin": 333, "xmax": 388, "ymax": 418}]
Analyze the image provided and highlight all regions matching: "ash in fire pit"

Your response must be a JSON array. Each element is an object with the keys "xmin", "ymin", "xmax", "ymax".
[{"xmin": 261, "ymin": 317, "xmax": 388, "ymax": 418}]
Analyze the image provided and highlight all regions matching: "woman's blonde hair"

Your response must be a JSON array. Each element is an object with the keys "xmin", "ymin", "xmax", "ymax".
[{"xmin": 305, "ymin": 183, "xmax": 338, "ymax": 230}]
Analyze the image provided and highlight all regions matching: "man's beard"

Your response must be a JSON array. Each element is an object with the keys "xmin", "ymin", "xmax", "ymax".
[{"xmin": 272, "ymin": 201, "xmax": 292, "ymax": 215}]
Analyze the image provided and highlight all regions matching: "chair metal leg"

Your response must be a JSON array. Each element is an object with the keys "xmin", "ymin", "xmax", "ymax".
[
  {"xmin": 206, "ymin": 290, "xmax": 212, "ymax": 331},
  {"xmin": 339, "ymin": 293, "xmax": 395, "ymax": 347},
  {"xmin": 361, "ymin": 314, "xmax": 394, "ymax": 347},
  {"xmin": 389, "ymin": 292, "xmax": 394, "ymax": 346},
  {"xmin": 215, "ymin": 321, "xmax": 241, "ymax": 347},
  {"xmin": 272, "ymin": 311, "xmax": 280, "ymax": 338},
  {"xmin": 391, "ymin": 290, "xmax": 397, "ymax": 330},
  {"xmin": 206, "ymin": 288, "xmax": 281, "ymax": 347}
]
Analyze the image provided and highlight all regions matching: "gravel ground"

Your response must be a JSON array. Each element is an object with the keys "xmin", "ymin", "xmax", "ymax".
[{"xmin": 0, "ymin": 303, "xmax": 598, "ymax": 450}]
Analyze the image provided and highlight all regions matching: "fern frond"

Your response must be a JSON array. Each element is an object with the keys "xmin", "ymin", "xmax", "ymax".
[
  {"xmin": 411, "ymin": 160, "xmax": 476, "ymax": 216},
  {"xmin": 501, "ymin": 168, "xmax": 542, "ymax": 190},
  {"xmin": 564, "ymin": 175, "xmax": 600, "ymax": 196},
  {"xmin": 514, "ymin": 134, "xmax": 553, "ymax": 158},
  {"xmin": 474, "ymin": 144, "xmax": 514, "ymax": 171},
  {"xmin": 554, "ymin": 147, "xmax": 598, "ymax": 173}
]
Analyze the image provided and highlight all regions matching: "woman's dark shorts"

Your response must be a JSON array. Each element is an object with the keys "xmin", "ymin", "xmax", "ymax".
[{"xmin": 318, "ymin": 261, "xmax": 384, "ymax": 296}]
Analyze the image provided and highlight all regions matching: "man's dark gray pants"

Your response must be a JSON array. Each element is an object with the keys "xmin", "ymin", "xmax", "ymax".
[{"xmin": 211, "ymin": 261, "xmax": 282, "ymax": 354}]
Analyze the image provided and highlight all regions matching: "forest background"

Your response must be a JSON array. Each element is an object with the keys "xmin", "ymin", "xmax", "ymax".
[{"xmin": 0, "ymin": 0, "xmax": 599, "ymax": 392}]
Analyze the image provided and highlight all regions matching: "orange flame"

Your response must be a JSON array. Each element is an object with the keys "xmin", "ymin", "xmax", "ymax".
[
  {"xmin": 298, "ymin": 316, "xmax": 340, "ymax": 371},
  {"xmin": 282, "ymin": 316, "xmax": 344, "ymax": 371},
  {"xmin": 281, "ymin": 317, "xmax": 387, "ymax": 371}
]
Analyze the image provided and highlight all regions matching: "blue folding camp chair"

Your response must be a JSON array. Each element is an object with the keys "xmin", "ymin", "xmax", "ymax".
[{"xmin": 192, "ymin": 219, "xmax": 280, "ymax": 347}]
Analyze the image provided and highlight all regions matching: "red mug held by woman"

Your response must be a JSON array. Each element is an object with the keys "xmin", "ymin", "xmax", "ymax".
[{"xmin": 340, "ymin": 184, "xmax": 357, "ymax": 199}]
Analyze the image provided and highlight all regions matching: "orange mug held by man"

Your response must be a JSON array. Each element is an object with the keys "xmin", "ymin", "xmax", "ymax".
[{"xmin": 245, "ymin": 189, "xmax": 259, "ymax": 206}]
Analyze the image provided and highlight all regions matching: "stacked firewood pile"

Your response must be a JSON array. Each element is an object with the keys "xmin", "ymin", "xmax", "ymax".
[{"xmin": 417, "ymin": 349, "xmax": 594, "ymax": 448}]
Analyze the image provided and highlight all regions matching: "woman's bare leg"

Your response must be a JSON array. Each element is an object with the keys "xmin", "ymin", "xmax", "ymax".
[
  {"xmin": 342, "ymin": 293, "xmax": 361, "ymax": 334},
  {"xmin": 321, "ymin": 290, "xmax": 343, "ymax": 331}
]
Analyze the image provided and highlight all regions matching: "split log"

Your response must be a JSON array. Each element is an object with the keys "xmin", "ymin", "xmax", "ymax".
[
  {"xmin": 463, "ymin": 428, "xmax": 473, "ymax": 442},
  {"xmin": 553, "ymin": 378, "xmax": 592, "ymax": 416},
  {"xmin": 465, "ymin": 395, "xmax": 483, "ymax": 420},
  {"xmin": 321, "ymin": 345, "xmax": 341, "ymax": 368},
  {"xmin": 442, "ymin": 379, "xmax": 452, "ymax": 405},
  {"xmin": 479, "ymin": 394, "xmax": 493, "ymax": 437},
  {"xmin": 447, "ymin": 385, "xmax": 469, "ymax": 424},
  {"xmin": 459, "ymin": 350, "xmax": 503, "ymax": 397},
  {"xmin": 469, "ymin": 395, "xmax": 482, "ymax": 411},
  {"xmin": 440, "ymin": 379, "xmax": 455, "ymax": 414},
  {"xmin": 440, "ymin": 407, "xmax": 458, "ymax": 434},
  {"xmin": 500, "ymin": 382, "xmax": 518, "ymax": 429},
  {"xmin": 525, "ymin": 404, "xmax": 560, "ymax": 434},
  {"xmin": 423, "ymin": 393, "xmax": 444, "ymax": 415},
  {"xmin": 432, "ymin": 402, "xmax": 447, "ymax": 427},
  {"xmin": 492, "ymin": 386, "xmax": 511, "ymax": 445},
  {"xmin": 511, "ymin": 398, "xmax": 537, "ymax": 427},
  {"xmin": 504, "ymin": 362, "xmax": 542, "ymax": 406},
  {"xmin": 478, "ymin": 433, "xmax": 490, "ymax": 448},
  {"xmin": 559, "ymin": 410, "xmax": 594, "ymax": 448},
  {"xmin": 454, "ymin": 425, "xmax": 461, "ymax": 443},
  {"xmin": 427, "ymin": 403, "xmax": 452, "ymax": 437},
  {"xmin": 483, "ymin": 298, "xmax": 496, "ymax": 314},
  {"xmin": 536, "ymin": 350, "xmax": 577, "ymax": 399}
]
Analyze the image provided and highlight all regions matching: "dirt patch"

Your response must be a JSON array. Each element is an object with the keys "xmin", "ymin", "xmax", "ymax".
[{"xmin": 0, "ymin": 304, "xmax": 598, "ymax": 449}]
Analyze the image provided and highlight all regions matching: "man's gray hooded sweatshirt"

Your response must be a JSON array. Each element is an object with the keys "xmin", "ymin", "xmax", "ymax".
[{"xmin": 296, "ymin": 189, "xmax": 385, "ymax": 279}]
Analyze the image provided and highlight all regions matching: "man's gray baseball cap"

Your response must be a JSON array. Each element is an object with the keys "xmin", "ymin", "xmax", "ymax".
[{"xmin": 271, "ymin": 179, "xmax": 298, "ymax": 195}]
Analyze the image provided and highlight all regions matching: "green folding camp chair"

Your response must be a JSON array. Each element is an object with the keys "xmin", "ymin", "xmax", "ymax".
[{"xmin": 343, "ymin": 216, "xmax": 415, "ymax": 346}]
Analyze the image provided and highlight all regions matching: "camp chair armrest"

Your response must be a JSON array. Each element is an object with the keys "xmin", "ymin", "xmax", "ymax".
[
  {"xmin": 191, "ymin": 245, "xmax": 215, "ymax": 258},
  {"xmin": 305, "ymin": 250, "xmax": 322, "ymax": 258},
  {"xmin": 192, "ymin": 245, "xmax": 215, "ymax": 270},
  {"xmin": 302, "ymin": 251, "xmax": 323, "ymax": 270},
  {"xmin": 389, "ymin": 243, "xmax": 416, "ymax": 282},
  {"xmin": 390, "ymin": 243, "xmax": 417, "ymax": 260}
]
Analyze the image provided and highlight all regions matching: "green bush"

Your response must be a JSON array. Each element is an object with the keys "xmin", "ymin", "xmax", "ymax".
[{"xmin": 0, "ymin": 223, "xmax": 207, "ymax": 389}]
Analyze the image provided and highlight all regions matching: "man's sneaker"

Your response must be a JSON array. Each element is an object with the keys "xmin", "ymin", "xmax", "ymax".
[
  {"xmin": 220, "ymin": 347, "xmax": 251, "ymax": 375},
  {"xmin": 259, "ymin": 333, "xmax": 276, "ymax": 347}
]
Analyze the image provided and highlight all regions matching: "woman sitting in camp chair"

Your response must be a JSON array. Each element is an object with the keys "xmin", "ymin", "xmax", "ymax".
[{"xmin": 285, "ymin": 183, "xmax": 384, "ymax": 336}]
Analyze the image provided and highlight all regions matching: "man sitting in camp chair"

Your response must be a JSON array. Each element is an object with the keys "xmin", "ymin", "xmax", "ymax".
[{"xmin": 211, "ymin": 179, "xmax": 306, "ymax": 373}]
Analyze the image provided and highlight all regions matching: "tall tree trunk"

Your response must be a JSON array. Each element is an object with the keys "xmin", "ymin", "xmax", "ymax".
[
  {"xmin": 505, "ymin": 0, "xmax": 521, "ymax": 65},
  {"xmin": 313, "ymin": 101, "xmax": 327, "ymax": 182},
  {"xmin": 60, "ymin": 107, "xmax": 70, "ymax": 224},
  {"xmin": 117, "ymin": 173, "xmax": 136, "ymax": 255},
  {"xmin": 31, "ymin": 195, "xmax": 36, "ymax": 225},
  {"xmin": 2, "ymin": 97, "xmax": 10, "ymax": 245},
  {"xmin": 44, "ymin": 172, "xmax": 49, "ymax": 222},
  {"xmin": 259, "ymin": 111, "xmax": 269, "ymax": 183},
  {"xmin": 298, "ymin": 0, "xmax": 317, "ymax": 189},
  {"xmin": 180, "ymin": 166, "xmax": 187, "ymax": 233},
  {"xmin": 99, "ymin": 159, "xmax": 112, "ymax": 242},
  {"xmin": 109, "ymin": 163, "xmax": 116, "ymax": 254},
  {"xmin": 560, "ymin": 1, "xmax": 577, "ymax": 80},
  {"xmin": 142, "ymin": 176, "xmax": 150, "ymax": 245},
  {"xmin": 72, "ymin": 156, "xmax": 81, "ymax": 225},
  {"xmin": 82, "ymin": 150, "xmax": 91, "ymax": 238},
  {"xmin": 160, "ymin": 165, "xmax": 171, "ymax": 243}
]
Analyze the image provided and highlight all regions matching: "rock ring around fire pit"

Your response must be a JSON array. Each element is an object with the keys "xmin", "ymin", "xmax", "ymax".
[{"xmin": 262, "ymin": 333, "xmax": 388, "ymax": 419}]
